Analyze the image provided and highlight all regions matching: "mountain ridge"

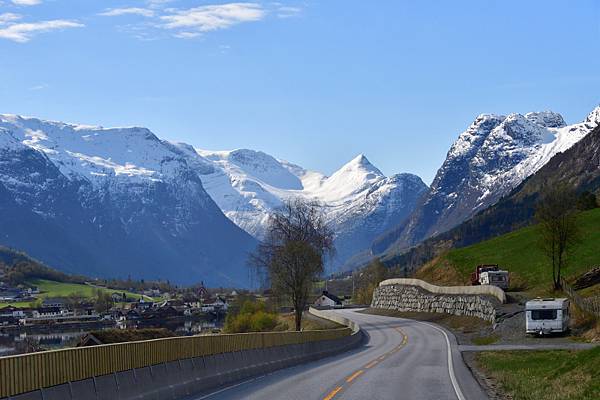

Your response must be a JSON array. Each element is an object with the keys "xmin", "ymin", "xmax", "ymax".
[
  {"xmin": 190, "ymin": 149, "xmax": 428, "ymax": 270},
  {"xmin": 378, "ymin": 119, "xmax": 600, "ymax": 274},
  {"xmin": 373, "ymin": 105, "xmax": 599, "ymax": 256},
  {"xmin": 0, "ymin": 115, "xmax": 258, "ymax": 287}
]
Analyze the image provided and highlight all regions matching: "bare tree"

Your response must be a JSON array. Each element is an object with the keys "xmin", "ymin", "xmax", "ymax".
[
  {"xmin": 250, "ymin": 198, "xmax": 335, "ymax": 331},
  {"xmin": 93, "ymin": 289, "xmax": 114, "ymax": 314},
  {"xmin": 535, "ymin": 185, "xmax": 580, "ymax": 290}
]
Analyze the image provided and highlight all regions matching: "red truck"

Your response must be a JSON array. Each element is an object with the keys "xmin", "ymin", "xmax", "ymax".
[{"xmin": 470, "ymin": 264, "xmax": 500, "ymax": 285}]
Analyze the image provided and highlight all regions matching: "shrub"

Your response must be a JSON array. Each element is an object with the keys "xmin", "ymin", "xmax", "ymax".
[
  {"xmin": 224, "ymin": 300, "xmax": 279, "ymax": 333},
  {"xmin": 250, "ymin": 311, "xmax": 278, "ymax": 331}
]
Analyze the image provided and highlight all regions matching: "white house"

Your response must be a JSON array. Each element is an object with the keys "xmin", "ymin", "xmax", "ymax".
[
  {"xmin": 314, "ymin": 291, "xmax": 343, "ymax": 308},
  {"xmin": 201, "ymin": 296, "xmax": 228, "ymax": 312}
]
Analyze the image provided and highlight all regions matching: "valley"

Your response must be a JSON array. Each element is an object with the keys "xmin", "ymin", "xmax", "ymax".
[
  {"xmin": 1, "ymin": 3, "xmax": 598, "ymax": 399},
  {"xmin": 0, "ymin": 105, "xmax": 598, "ymax": 284}
]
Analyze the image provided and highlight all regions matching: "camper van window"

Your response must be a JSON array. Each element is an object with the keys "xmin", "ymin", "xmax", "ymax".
[{"xmin": 531, "ymin": 309, "xmax": 557, "ymax": 320}]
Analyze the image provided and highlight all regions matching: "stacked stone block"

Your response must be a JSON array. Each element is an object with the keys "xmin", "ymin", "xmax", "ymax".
[{"xmin": 371, "ymin": 284, "xmax": 497, "ymax": 322}]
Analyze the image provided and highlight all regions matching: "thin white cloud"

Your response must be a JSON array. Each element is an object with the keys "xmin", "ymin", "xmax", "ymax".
[
  {"xmin": 0, "ymin": 13, "xmax": 22, "ymax": 25},
  {"xmin": 160, "ymin": 3, "xmax": 265, "ymax": 37},
  {"xmin": 277, "ymin": 6, "xmax": 301, "ymax": 18},
  {"xmin": 0, "ymin": 19, "xmax": 83, "ymax": 43},
  {"xmin": 11, "ymin": 0, "xmax": 42, "ymax": 5},
  {"xmin": 173, "ymin": 31, "xmax": 200, "ymax": 39},
  {"xmin": 29, "ymin": 83, "xmax": 48, "ymax": 91},
  {"xmin": 146, "ymin": 0, "xmax": 175, "ymax": 9},
  {"xmin": 99, "ymin": 8, "xmax": 155, "ymax": 18}
]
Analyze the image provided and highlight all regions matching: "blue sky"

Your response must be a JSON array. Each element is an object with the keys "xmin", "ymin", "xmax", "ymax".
[{"xmin": 0, "ymin": 0, "xmax": 599, "ymax": 184}]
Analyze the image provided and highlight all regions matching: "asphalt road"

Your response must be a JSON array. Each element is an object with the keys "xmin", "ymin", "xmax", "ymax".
[{"xmin": 191, "ymin": 309, "xmax": 488, "ymax": 400}]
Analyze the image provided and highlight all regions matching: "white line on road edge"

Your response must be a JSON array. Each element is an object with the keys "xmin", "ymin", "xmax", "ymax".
[
  {"xmin": 415, "ymin": 321, "xmax": 466, "ymax": 400},
  {"xmin": 194, "ymin": 375, "xmax": 267, "ymax": 399}
]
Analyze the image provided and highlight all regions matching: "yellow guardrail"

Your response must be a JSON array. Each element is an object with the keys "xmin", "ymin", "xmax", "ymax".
[{"xmin": 0, "ymin": 327, "xmax": 351, "ymax": 398}]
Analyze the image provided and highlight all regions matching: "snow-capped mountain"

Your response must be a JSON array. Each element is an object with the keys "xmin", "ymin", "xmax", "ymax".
[
  {"xmin": 0, "ymin": 115, "xmax": 257, "ymax": 286},
  {"xmin": 0, "ymin": 113, "xmax": 427, "ymax": 280},
  {"xmin": 2, "ymin": 105, "xmax": 594, "ymax": 280},
  {"xmin": 373, "ymin": 106, "xmax": 600, "ymax": 255},
  {"xmin": 183, "ymin": 150, "xmax": 428, "ymax": 270}
]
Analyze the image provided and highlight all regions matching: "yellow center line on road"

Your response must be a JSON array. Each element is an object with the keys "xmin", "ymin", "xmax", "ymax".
[
  {"xmin": 321, "ymin": 326, "xmax": 409, "ymax": 399},
  {"xmin": 323, "ymin": 386, "xmax": 343, "ymax": 400},
  {"xmin": 346, "ymin": 370, "xmax": 364, "ymax": 383}
]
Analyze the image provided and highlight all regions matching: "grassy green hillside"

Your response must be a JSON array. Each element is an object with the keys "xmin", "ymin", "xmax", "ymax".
[
  {"xmin": 32, "ymin": 279, "xmax": 147, "ymax": 300},
  {"xmin": 0, "ymin": 279, "xmax": 153, "ymax": 308},
  {"xmin": 416, "ymin": 208, "xmax": 600, "ymax": 294}
]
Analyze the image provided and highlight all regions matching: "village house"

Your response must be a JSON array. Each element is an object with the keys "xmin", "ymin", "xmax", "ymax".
[
  {"xmin": 32, "ymin": 306, "xmax": 72, "ymax": 319},
  {"xmin": 201, "ymin": 296, "xmax": 228, "ymax": 313},
  {"xmin": 0, "ymin": 288, "xmax": 31, "ymax": 302},
  {"xmin": 0, "ymin": 305, "xmax": 26, "ymax": 318},
  {"xmin": 134, "ymin": 299, "xmax": 155, "ymax": 310},
  {"xmin": 42, "ymin": 298, "xmax": 69, "ymax": 309},
  {"xmin": 313, "ymin": 291, "xmax": 343, "ymax": 308},
  {"xmin": 143, "ymin": 288, "xmax": 161, "ymax": 297},
  {"xmin": 0, "ymin": 306, "xmax": 28, "ymax": 325}
]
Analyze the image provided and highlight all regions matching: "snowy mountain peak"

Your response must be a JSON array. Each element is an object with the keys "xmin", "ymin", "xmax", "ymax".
[
  {"xmin": 447, "ymin": 114, "xmax": 505, "ymax": 160},
  {"xmin": 337, "ymin": 154, "xmax": 383, "ymax": 176},
  {"xmin": 525, "ymin": 111, "xmax": 566, "ymax": 128},
  {"xmin": 349, "ymin": 153, "xmax": 370, "ymax": 164},
  {"xmin": 493, "ymin": 113, "xmax": 551, "ymax": 146},
  {"xmin": 0, "ymin": 115, "xmax": 183, "ymax": 186},
  {"xmin": 314, "ymin": 154, "xmax": 385, "ymax": 202},
  {"xmin": 179, "ymin": 144, "xmax": 427, "ymax": 270},
  {"xmin": 0, "ymin": 114, "xmax": 258, "ymax": 286},
  {"xmin": 378, "ymin": 105, "xmax": 598, "ymax": 253},
  {"xmin": 585, "ymin": 105, "xmax": 600, "ymax": 125},
  {"xmin": 197, "ymin": 148, "xmax": 304, "ymax": 191}
]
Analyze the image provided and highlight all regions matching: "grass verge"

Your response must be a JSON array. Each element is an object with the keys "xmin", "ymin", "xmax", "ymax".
[
  {"xmin": 476, "ymin": 347, "xmax": 600, "ymax": 400},
  {"xmin": 278, "ymin": 312, "xmax": 344, "ymax": 331}
]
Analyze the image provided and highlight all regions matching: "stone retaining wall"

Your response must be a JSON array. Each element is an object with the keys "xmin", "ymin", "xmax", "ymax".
[{"xmin": 371, "ymin": 284, "xmax": 498, "ymax": 322}]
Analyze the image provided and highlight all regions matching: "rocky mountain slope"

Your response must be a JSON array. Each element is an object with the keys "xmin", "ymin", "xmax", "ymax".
[
  {"xmin": 0, "ymin": 115, "xmax": 257, "ymax": 286},
  {"xmin": 379, "ymin": 114, "xmax": 600, "ymax": 273},
  {"xmin": 373, "ymin": 106, "xmax": 600, "ymax": 256},
  {"xmin": 187, "ymin": 150, "xmax": 428, "ymax": 270}
]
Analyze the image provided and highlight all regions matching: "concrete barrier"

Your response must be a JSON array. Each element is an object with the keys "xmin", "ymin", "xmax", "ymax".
[
  {"xmin": 40, "ymin": 384, "xmax": 71, "ymax": 400},
  {"xmin": 69, "ymin": 378, "xmax": 96, "ymax": 400},
  {"xmin": 95, "ymin": 374, "xmax": 119, "ymax": 400},
  {"xmin": 6, "ymin": 392, "xmax": 43, "ymax": 400},
  {"xmin": 116, "ymin": 370, "xmax": 138, "ymax": 400},
  {"xmin": 378, "ymin": 278, "xmax": 506, "ymax": 303}
]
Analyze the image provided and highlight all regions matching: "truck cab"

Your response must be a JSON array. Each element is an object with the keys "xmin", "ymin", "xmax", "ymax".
[
  {"xmin": 471, "ymin": 264, "xmax": 502, "ymax": 285},
  {"xmin": 525, "ymin": 298, "xmax": 570, "ymax": 335}
]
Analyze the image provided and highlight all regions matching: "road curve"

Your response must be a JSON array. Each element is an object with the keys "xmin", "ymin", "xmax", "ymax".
[{"xmin": 188, "ymin": 309, "xmax": 488, "ymax": 400}]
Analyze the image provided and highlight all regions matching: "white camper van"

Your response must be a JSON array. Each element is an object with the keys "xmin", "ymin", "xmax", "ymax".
[
  {"xmin": 525, "ymin": 298, "xmax": 570, "ymax": 335},
  {"xmin": 479, "ymin": 270, "xmax": 509, "ymax": 290}
]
